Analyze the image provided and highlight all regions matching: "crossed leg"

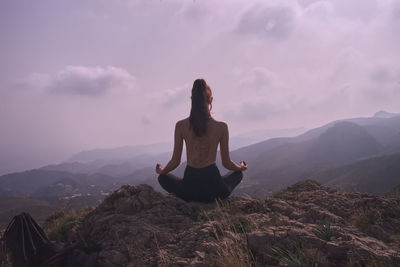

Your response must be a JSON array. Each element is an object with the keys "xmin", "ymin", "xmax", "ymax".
[
  {"xmin": 221, "ymin": 171, "xmax": 243, "ymax": 195},
  {"xmin": 158, "ymin": 171, "xmax": 243, "ymax": 201},
  {"xmin": 158, "ymin": 173, "xmax": 183, "ymax": 195}
]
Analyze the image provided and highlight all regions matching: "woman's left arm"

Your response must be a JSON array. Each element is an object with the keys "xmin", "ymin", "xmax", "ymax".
[{"xmin": 158, "ymin": 122, "xmax": 183, "ymax": 174}]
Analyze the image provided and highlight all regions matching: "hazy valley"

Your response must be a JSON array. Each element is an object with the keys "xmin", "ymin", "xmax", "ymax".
[{"xmin": 1, "ymin": 111, "xmax": 400, "ymax": 229}]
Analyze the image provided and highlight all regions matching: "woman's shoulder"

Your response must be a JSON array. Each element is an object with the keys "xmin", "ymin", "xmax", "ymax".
[
  {"xmin": 176, "ymin": 117, "xmax": 190, "ymax": 127},
  {"xmin": 210, "ymin": 118, "xmax": 228, "ymax": 129},
  {"xmin": 176, "ymin": 117, "xmax": 227, "ymax": 131}
]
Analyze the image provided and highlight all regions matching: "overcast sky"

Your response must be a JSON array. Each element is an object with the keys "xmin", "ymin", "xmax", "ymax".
[{"xmin": 1, "ymin": 0, "xmax": 399, "ymax": 173}]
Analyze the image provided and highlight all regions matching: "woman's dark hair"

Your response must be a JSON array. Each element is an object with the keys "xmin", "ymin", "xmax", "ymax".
[{"xmin": 189, "ymin": 79, "xmax": 211, "ymax": 136}]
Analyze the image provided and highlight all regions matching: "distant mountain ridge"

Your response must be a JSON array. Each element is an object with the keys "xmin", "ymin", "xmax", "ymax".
[
  {"xmin": 374, "ymin": 110, "xmax": 399, "ymax": 118},
  {"xmin": 68, "ymin": 142, "xmax": 172, "ymax": 162},
  {"xmin": 42, "ymin": 151, "xmax": 171, "ymax": 177},
  {"xmin": 311, "ymin": 153, "xmax": 400, "ymax": 195},
  {"xmin": 3, "ymin": 110, "xmax": 400, "ymax": 195},
  {"xmin": 1, "ymin": 111, "xmax": 400, "ymax": 227},
  {"xmin": 0, "ymin": 169, "xmax": 118, "ymax": 198},
  {"xmin": 231, "ymin": 111, "xmax": 400, "ymax": 195},
  {"xmin": 35, "ymin": 112, "xmax": 400, "ymax": 183}
]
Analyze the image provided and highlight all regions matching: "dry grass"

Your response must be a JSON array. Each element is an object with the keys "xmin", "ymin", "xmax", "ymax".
[
  {"xmin": 351, "ymin": 207, "xmax": 382, "ymax": 232},
  {"xmin": 313, "ymin": 223, "xmax": 336, "ymax": 242},
  {"xmin": 346, "ymin": 246, "xmax": 400, "ymax": 267},
  {"xmin": 206, "ymin": 200, "xmax": 255, "ymax": 267},
  {"xmin": 270, "ymin": 244, "xmax": 321, "ymax": 267},
  {"xmin": 43, "ymin": 205, "xmax": 93, "ymax": 242},
  {"xmin": 126, "ymin": 243, "xmax": 148, "ymax": 267}
]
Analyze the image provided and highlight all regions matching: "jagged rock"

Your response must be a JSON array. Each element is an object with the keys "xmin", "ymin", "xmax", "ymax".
[
  {"xmin": 285, "ymin": 179, "xmax": 323, "ymax": 193},
  {"xmin": 96, "ymin": 184, "xmax": 166, "ymax": 214},
  {"xmin": 44, "ymin": 180, "xmax": 400, "ymax": 266}
]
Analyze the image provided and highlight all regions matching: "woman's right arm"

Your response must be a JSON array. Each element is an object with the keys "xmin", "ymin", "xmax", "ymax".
[
  {"xmin": 156, "ymin": 121, "xmax": 183, "ymax": 174},
  {"xmin": 220, "ymin": 122, "xmax": 243, "ymax": 171}
]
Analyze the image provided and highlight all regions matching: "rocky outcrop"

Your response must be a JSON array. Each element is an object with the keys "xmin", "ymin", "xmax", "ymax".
[{"xmin": 59, "ymin": 181, "xmax": 400, "ymax": 266}]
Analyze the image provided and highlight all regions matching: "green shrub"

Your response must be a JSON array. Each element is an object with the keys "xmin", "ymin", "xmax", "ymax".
[
  {"xmin": 207, "ymin": 202, "xmax": 255, "ymax": 267},
  {"xmin": 352, "ymin": 208, "xmax": 382, "ymax": 232},
  {"xmin": 271, "ymin": 244, "xmax": 320, "ymax": 267},
  {"xmin": 347, "ymin": 251, "xmax": 400, "ymax": 267},
  {"xmin": 43, "ymin": 205, "xmax": 93, "ymax": 242},
  {"xmin": 272, "ymin": 190, "xmax": 287, "ymax": 199},
  {"xmin": 183, "ymin": 203, "xmax": 204, "ymax": 221},
  {"xmin": 230, "ymin": 216, "xmax": 254, "ymax": 233},
  {"xmin": 313, "ymin": 223, "xmax": 335, "ymax": 241}
]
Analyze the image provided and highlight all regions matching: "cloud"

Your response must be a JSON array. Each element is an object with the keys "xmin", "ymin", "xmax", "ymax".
[
  {"xmin": 15, "ymin": 73, "xmax": 52, "ymax": 91},
  {"xmin": 328, "ymin": 47, "xmax": 368, "ymax": 85},
  {"xmin": 222, "ymin": 67, "xmax": 296, "ymax": 123},
  {"xmin": 297, "ymin": 0, "xmax": 323, "ymax": 8},
  {"xmin": 161, "ymin": 83, "xmax": 191, "ymax": 108},
  {"xmin": 331, "ymin": 0, "xmax": 377, "ymax": 22},
  {"xmin": 50, "ymin": 66, "xmax": 135, "ymax": 96},
  {"xmin": 300, "ymin": 0, "xmax": 378, "ymax": 22},
  {"xmin": 236, "ymin": 67, "xmax": 293, "ymax": 104},
  {"xmin": 224, "ymin": 101, "xmax": 279, "ymax": 122},
  {"xmin": 236, "ymin": 4, "xmax": 296, "ymax": 39},
  {"xmin": 303, "ymin": 1, "xmax": 334, "ymax": 21},
  {"xmin": 141, "ymin": 115, "xmax": 151, "ymax": 125},
  {"xmin": 175, "ymin": 1, "xmax": 211, "ymax": 22},
  {"xmin": 395, "ymin": 3, "xmax": 400, "ymax": 19},
  {"xmin": 369, "ymin": 67, "xmax": 391, "ymax": 84},
  {"xmin": 20, "ymin": 66, "xmax": 136, "ymax": 97},
  {"xmin": 239, "ymin": 67, "xmax": 278, "ymax": 92}
]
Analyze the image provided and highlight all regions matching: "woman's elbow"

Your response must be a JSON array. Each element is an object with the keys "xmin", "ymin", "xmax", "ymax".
[{"xmin": 172, "ymin": 159, "xmax": 181, "ymax": 168}]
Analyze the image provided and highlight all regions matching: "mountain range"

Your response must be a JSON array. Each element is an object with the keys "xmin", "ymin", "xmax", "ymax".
[
  {"xmin": 0, "ymin": 110, "xmax": 400, "ymax": 227},
  {"xmin": 231, "ymin": 111, "xmax": 400, "ymax": 196}
]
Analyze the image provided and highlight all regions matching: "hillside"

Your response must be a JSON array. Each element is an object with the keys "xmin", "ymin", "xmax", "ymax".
[
  {"xmin": 1, "ymin": 112, "xmax": 400, "ymax": 228},
  {"xmin": 0, "ymin": 170, "xmax": 119, "ymax": 197},
  {"xmin": 231, "ymin": 121, "xmax": 385, "ymax": 195},
  {"xmin": 0, "ymin": 170, "xmax": 119, "ymax": 228},
  {"xmin": 309, "ymin": 121, "xmax": 383, "ymax": 165},
  {"xmin": 68, "ymin": 143, "xmax": 172, "ymax": 162},
  {"xmin": 38, "ymin": 112, "xmax": 400, "ymax": 184},
  {"xmin": 311, "ymin": 153, "xmax": 400, "ymax": 195},
  {"xmin": 41, "ymin": 151, "xmax": 171, "ymax": 177},
  {"xmin": 12, "ymin": 180, "xmax": 398, "ymax": 266},
  {"xmin": 0, "ymin": 196, "xmax": 56, "ymax": 227}
]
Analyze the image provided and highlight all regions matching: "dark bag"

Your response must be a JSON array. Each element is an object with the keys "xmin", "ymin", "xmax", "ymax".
[
  {"xmin": 2, "ymin": 212, "xmax": 98, "ymax": 267},
  {"xmin": 1, "ymin": 212, "xmax": 61, "ymax": 267}
]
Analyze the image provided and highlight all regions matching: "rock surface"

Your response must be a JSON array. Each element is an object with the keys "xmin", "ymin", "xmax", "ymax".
[{"xmin": 61, "ymin": 181, "xmax": 400, "ymax": 266}]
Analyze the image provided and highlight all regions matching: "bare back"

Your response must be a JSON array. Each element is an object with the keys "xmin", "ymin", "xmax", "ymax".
[
  {"xmin": 159, "ymin": 117, "xmax": 240, "ymax": 174},
  {"xmin": 179, "ymin": 118, "xmax": 223, "ymax": 168}
]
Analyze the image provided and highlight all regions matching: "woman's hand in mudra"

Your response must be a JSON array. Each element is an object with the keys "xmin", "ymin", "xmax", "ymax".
[
  {"xmin": 240, "ymin": 161, "xmax": 247, "ymax": 171},
  {"xmin": 156, "ymin": 163, "xmax": 163, "ymax": 174}
]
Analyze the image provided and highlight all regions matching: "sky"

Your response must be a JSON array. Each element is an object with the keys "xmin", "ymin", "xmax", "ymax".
[{"xmin": 0, "ymin": 0, "xmax": 399, "ymax": 174}]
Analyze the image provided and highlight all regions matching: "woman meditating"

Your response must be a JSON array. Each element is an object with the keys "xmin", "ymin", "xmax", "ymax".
[{"xmin": 156, "ymin": 78, "xmax": 247, "ymax": 202}]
